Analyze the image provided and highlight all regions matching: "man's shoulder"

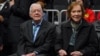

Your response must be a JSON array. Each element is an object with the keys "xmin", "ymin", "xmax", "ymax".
[
  {"xmin": 20, "ymin": 20, "xmax": 31, "ymax": 27},
  {"xmin": 44, "ymin": 21, "xmax": 56, "ymax": 27}
]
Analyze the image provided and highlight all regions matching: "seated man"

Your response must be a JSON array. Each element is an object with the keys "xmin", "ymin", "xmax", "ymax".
[{"xmin": 16, "ymin": 3, "xmax": 56, "ymax": 56}]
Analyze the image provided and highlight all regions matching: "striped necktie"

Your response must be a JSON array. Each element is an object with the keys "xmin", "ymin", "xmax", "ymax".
[{"xmin": 33, "ymin": 25, "xmax": 37, "ymax": 42}]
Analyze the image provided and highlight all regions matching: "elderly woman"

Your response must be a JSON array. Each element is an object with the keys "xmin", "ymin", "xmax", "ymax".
[{"xmin": 55, "ymin": 2, "xmax": 98, "ymax": 56}]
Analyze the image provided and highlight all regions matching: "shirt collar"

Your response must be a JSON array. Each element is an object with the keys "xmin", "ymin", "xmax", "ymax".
[{"xmin": 32, "ymin": 19, "xmax": 43, "ymax": 26}]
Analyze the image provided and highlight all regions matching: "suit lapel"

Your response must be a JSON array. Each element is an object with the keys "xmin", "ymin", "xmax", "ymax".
[
  {"xmin": 27, "ymin": 20, "xmax": 33, "ymax": 42},
  {"xmin": 63, "ymin": 21, "xmax": 73, "ymax": 49}
]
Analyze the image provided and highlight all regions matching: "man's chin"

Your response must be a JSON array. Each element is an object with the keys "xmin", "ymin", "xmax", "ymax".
[{"xmin": 34, "ymin": 19, "xmax": 40, "ymax": 21}]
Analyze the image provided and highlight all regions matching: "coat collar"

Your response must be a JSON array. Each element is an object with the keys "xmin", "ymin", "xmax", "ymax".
[{"xmin": 63, "ymin": 19, "xmax": 89, "ymax": 29}]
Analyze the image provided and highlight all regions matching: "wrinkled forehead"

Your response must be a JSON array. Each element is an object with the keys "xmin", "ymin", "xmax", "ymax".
[{"xmin": 71, "ymin": 5, "xmax": 82, "ymax": 11}]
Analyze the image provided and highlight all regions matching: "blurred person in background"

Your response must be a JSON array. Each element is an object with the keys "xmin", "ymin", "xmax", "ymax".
[
  {"xmin": 8, "ymin": 0, "xmax": 42, "ymax": 55},
  {"xmin": 0, "ymin": 0, "xmax": 14, "ymax": 55},
  {"xmin": 37, "ymin": 0, "xmax": 54, "ymax": 9},
  {"xmin": 37, "ymin": 0, "xmax": 54, "ymax": 22},
  {"xmin": 93, "ymin": 11, "xmax": 100, "ymax": 56}
]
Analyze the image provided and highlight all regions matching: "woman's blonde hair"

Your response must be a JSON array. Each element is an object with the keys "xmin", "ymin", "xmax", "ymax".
[{"xmin": 67, "ymin": 2, "xmax": 85, "ymax": 19}]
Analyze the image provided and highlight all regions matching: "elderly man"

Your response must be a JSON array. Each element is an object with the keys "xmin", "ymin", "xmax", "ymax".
[{"xmin": 16, "ymin": 3, "xmax": 56, "ymax": 56}]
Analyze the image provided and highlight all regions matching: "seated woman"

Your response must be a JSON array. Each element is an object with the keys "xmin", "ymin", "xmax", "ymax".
[{"xmin": 55, "ymin": 2, "xmax": 98, "ymax": 56}]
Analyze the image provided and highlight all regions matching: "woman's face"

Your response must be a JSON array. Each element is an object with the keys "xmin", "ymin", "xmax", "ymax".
[{"xmin": 70, "ymin": 5, "xmax": 82, "ymax": 23}]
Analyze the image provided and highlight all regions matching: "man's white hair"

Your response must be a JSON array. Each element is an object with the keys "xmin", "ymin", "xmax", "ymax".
[{"xmin": 29, "ymin": 3, "xmax": 42, "ymax": 13}]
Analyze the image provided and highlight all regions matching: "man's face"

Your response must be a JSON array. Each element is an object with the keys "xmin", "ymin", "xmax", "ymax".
[
  {"xmin": 70, "ymin": 5, "xmax": 82, "ymax": 23},
  {"xmin": 29, "ymin": 4, "xmax": 43, "ymax": 21}
]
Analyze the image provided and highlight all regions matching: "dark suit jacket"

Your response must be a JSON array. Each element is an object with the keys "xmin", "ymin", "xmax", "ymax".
[
  {"xmin": 8, "ymin": 0, "xmax": 38, "ymax": 43},
  {"xmin": 0, "ymin": 23, "xmax": 4, "ymax": 45},
  {"xmin": 11, "ymin": 0, "xmax": 37, "ymax": 19},
  {"xmin": 17, "ymin": 19, "xmax": 56, "ymax": 56},
  {"xmin": 44, "ymin": 0, "xmax": 54, "ymax": 9},
  {"xmin": 0, "ymin": 1, "xmax": 10, "ymax": 45},
  {"xmin": 0, "ymin": 1, "xmax": 10, "ymax": 24},
  {"xmin": 54, "ymin": 0, "xmax": 71, "ymax": 10},
  {"xmin": 55, "ymin": 19, "xmax": 98, "ymax": 56}
]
